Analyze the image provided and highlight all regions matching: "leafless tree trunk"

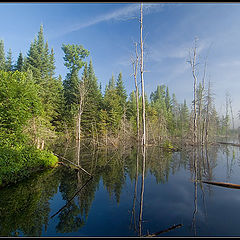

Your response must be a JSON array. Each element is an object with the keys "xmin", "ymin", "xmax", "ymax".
[
  {"xmin": 140, "ymin": 3, "xmax": 146, "ymax": 146},
  {"xmin": 205, "ymin": 81, "xmax": 211, "ymax": 143},
  {"xmin": 76, "ymin": 80, "xmax": 87, "ymax": 142},
  {"xmin": 225, "ymin": 92, "xmax": 229, "ymax": 139},
  {"xmin": 198, "ymin": 61, "xmax": 207, "ymax": 145},
  {"xmin": 132, "ymin": 42, "xmax": 140, "ymax": 142},
  {"xmin": 229, "ymin": 96, "xmax": 234, "ymax": 130},
  {"xmin": 188, "ymin": 38, "xmax": 198, "ymax": 145}
]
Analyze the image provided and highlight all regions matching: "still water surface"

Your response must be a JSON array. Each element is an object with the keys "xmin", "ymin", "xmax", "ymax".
[{"xmin": 1, "ymin": 142, "xmax": 240, "ymax": 237}]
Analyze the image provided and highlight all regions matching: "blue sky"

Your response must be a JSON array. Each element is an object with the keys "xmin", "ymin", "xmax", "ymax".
[{"xmin": 1, "ymin": 2, "xmax": 240, "ymax": 126}]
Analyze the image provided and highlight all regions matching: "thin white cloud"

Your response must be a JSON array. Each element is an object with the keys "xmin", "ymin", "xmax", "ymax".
[{"xmin": 53, "ymin": 3, "xmax": 164, "ymax": 38}]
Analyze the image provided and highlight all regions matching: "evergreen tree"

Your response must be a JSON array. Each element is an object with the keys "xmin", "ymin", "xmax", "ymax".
[
  {"xmin": 49, "ymin": 48, "xmax": 55, "ymax": 78},
  {"xmin": 0, "ymin": 40, "xmax": 5, "ymax": 71},
  {"xmin": 165, "ymin": 86, "xmax": 171, "ymax": 111},
  {"xmin": 81, "ymin": 60, "xmax": 102, "ymax": 139},
  {"xmin": 5, "ymin": 49, "xmax": 13, "ymax": 72},
  {"xmin": 116, "ymin": 72, "xmax": 127, "ymax": 111},
  {"xmin": 103, "ymin": 76, "xmax": 122, "ymax": 133},
  {"xmin": 15, "ymin": 52, "xmax": 24, "ymax": 71}
]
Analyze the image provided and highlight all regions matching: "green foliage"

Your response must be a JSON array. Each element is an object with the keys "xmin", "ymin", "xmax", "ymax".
[
  {"xmin": 0, "ymin": 145, "xmax": 58, "ymax": 187},
  {"xmin": 116, "ymin": 72, "xmax": 127, "ymax": 110},
  {"xmin": 81, "ymin": 60, "xmax": 103, "ymax": 138},
  {"xmin": 0, "ymin": 69, "xmax": 58, "ymax": 187},
  {"xmin": 62, "ymin": 44, "xmax": 89, "ymax": 73},
  {"xmin": 14, "ymin": 52, "xmax": 24, "ymax": 72},
  {"xmin": 0, "ymin": 70, "xmax": 42, "ymax": 147},
  {"xmin": 5, "ymin": 49, "xmax": 13, "ymax": 71},
  {"xmin": 62, "ymin": 43, "xmax": 90, "ymax": 132},
  {"xmin": 103, "ymin": 75, "xmax": 122, "ymax": 133}
]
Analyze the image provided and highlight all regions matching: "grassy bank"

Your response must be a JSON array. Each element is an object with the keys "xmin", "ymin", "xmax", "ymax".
[{"xmin": 0, "ymin": 145, "xmax": 58, "ymax": 188}]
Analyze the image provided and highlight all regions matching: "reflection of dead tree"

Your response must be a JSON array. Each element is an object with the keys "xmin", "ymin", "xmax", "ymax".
[
  {"xmin": 129, "ymin": 145, "xmax": 139, "ymax": 233},
  {"xmin": 139, "ymin": 145, "xmax": 146, "ymax": 236},
  {"xmin": 191, "ymin": 148, "xmax": 198, "ymax": 236}
]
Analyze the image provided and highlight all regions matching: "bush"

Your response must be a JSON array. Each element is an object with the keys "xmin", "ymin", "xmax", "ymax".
[{"xmin": 0, "ymin": 145, "xmax": 58, "ymax": 187}]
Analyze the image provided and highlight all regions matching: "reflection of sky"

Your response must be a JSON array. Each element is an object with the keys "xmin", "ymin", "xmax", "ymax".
[{"xmin": 1, "ymin": 3, "xmax": 240, "ymax": 124}]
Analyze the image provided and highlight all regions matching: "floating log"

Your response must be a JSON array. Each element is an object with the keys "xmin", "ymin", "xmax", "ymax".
[
  {"xmin": 202, "ymin": 181, "xmax": 240, "ymax": 189},
  {"xmin": 144, "ymin": 223, "xmax": 183, "ymax": 237},
  {"xmin": 217, "ymin": 141, "xmax": 240, "ymax": 147}
]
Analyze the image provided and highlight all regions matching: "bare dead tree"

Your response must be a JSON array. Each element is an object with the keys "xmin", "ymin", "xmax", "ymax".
[
  {"xmin": 188, "ymin": 37, "xmax": 198, "ymax": 145},
  {"xmin": 229, "ymin": 96, "xmax": 234, "ymax": 131},
  {"xmin": 198, "ymin": 59, "xmax": 207, "ymax": 145},
  {"xmin": 77, "ymin": 80, "xmax": 86, "ymax": 141},
  {"xmin": 225, "ymin": 92, "xmax": 230, "ymax": 139},
  {"xmin": 131, "ymin": 42, "xmax": 140, "ymax": 142},
  {"xmin": 140, "ymin": 3, "xmax": 146, "ymax": 146}
]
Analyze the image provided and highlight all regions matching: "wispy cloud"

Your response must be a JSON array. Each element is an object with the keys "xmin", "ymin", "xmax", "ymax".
[{"xmin": 53, "ymin": 3, "xmax": 164, "ymax": 38}]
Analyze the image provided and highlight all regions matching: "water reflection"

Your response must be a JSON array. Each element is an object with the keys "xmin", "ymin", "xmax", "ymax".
[
  {"xmin": 1, "ymin": 142, "xmax": 240, "ymax": 236},
  {"xmin": 0, "ymin": 168, "xmax": 60, "ymax": 236}
]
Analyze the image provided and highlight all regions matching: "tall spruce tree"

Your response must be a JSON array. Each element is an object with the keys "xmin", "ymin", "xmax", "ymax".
[
  {"xmin": 81, "ymin": 59, "xmax": 102, "ymax": 139},
  {"xmin": 103, "ymin": 75, "xmax": 122, "ymax": 133},
  {"xmin": 15, "ymin": 52, "xmax": 24, "ymax": 71},
  {"xmin": 23, "ymin": 25, "xmax": 64, "ymax": 147},
  {"xmin": 5, "ymin": 49, "xmax": 13, "ymax": 72},
  {"xmin": 116, "ymin": 72, "xmax": 127, "ymax": 111},
  {"xmin": 0, "ymin": 40, "xmax": 5, "ymax": 71}
]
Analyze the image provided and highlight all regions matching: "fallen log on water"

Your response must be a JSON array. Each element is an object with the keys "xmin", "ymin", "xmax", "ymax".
[
  {"xmin": 202, "ymin": 180, "xmax": 240, "ymax": 189},
  {"xmin": 54, "ymin": 153, "xmax": 92, "ymax": 176},
  {"xmin": 217, "ymin": 141, "xmax": 240, "ymax": 147},
  {"xmin": 144, "ymin": 223, "xmax": 183, "ymax": 237}
]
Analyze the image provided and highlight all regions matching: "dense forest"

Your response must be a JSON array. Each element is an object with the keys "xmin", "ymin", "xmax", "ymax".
[{"xmin": 0, "ymin": 23, "xmax": 233, "ymax": 187}]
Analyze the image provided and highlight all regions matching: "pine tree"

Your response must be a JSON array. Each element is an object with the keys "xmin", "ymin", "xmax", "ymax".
[
  {"xmin": 116, "ymin": 72, "xmax": 127, "ymax": 111},
  {"xmin": 81, "ymin": 60, "xmax": 102, "ymax": 139},
  {"xmin": 103, "ymin": 76, "xmax": 122, "ymax": 133},
  {"xmin": 15, "ymin": 52, "xmax": 24, "ymax": 71},
  {"xmin": 165, "ymin": 86, "xmax": 171, "ymax": 111},
  {"xmin": 49, "ymin": 48, "xmax": 55, "ymax": 78},
  {"xmin": 0, "ymin": 40, "xmax": 5, "ymax": 71},
  {"xmin": 5, "ymin": 49, "xmax": 13, "ymax": 72}
]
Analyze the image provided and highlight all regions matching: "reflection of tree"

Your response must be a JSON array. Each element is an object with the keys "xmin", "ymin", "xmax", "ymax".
[
  {"xmin": 0, "ymin": 168, "xmax": 60, "ymax": 236},
  {"xmin": 139, "ymin": 145, "xmax": 146, "ymax": 237},
  {"xmin": 191, "ymin": 147, "xmax": 198, "ymax": 236},
  {"xmin": 97, "ymin": 149, "xmax": 127, "ymax": 203},
  {"xmin": 55, "ymin": 145, "xmax": 128, "ymax": 233},
  {"xmin": 129, "ymin": 145, "xmax": 139, "ymax": 233},
  {"xmin": 188, "ymin": 145, "xmax": 219, "ymax": 236}
]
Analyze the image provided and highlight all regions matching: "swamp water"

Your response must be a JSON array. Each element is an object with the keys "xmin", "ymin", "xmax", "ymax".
[{"xmin": 1, "ymin": 142, "xmax": 240, "ymax": 237}]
